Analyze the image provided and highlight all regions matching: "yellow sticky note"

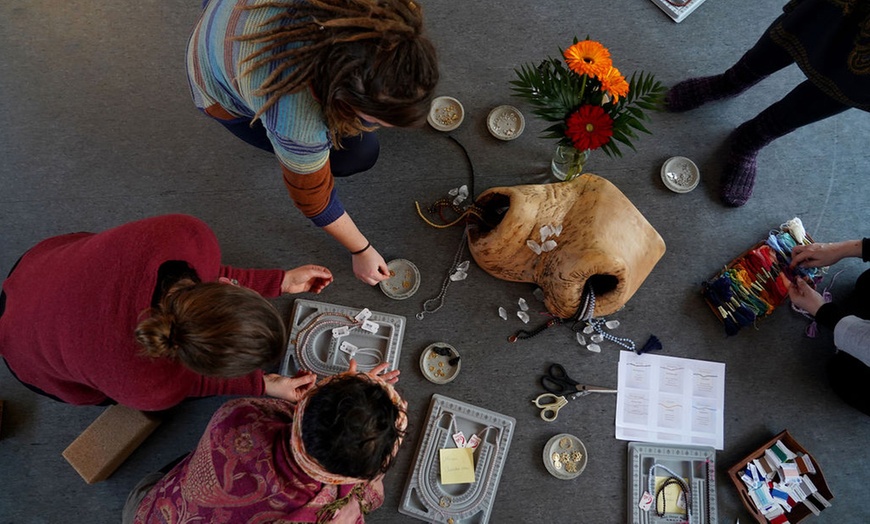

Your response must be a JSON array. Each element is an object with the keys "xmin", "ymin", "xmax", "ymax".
[
  {"xmin": 440, "ymin": 447, "xmax": 476, "ymax": 485},
  {"xmin": 654, "ymin": 476, "xmax": 688, "ymax": 515}
]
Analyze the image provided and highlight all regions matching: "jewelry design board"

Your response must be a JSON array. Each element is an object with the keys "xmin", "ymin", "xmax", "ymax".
[
  {"xmin": 627, "ymin": 442, "xmax": 718, "ymax": 524},
  {"xmin": 399, "ymin": 394, "xmax": 516, "ymax": 524},
  {"xmin": 280, "ymin": 299, "xmax": 405, "ymax": 377}
]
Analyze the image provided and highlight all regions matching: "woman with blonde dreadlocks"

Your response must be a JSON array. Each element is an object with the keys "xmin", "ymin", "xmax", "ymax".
[{"xmin": 187, "ymin": 0, "xmax": 439, "ymax": 285}]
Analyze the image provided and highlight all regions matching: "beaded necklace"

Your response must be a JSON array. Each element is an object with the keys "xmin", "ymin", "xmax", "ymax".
[
  {"xmin": 647, "ymin": 463, "xmax": 692, "ymax": 520},
  {"xmin": 293, "ymin": 312, "xmax": 385, "ymax": 372}
]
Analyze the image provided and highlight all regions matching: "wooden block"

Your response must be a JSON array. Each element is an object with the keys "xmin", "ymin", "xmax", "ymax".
[{"xmin": 62, "ymin": 404, "xmax": 161, "ymax": 484}]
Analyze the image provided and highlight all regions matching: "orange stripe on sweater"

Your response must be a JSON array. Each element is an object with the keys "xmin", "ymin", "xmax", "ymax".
[{"xmin": 281, "ymin": 161, "xmax": 334, "ymax": 217}]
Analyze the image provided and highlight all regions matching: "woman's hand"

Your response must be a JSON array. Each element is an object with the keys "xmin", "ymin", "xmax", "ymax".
[
  {"xmin": 790, "ymin": 240, "xmax": 861, "ymax": 269},
  {"xmin": 787, "ymin": 278, "xmax": 826, "ymax": 316},
  {"xmin": 263, "ymin": 371, "xmax": 317, "ymax": 402},
  {"xmin": 352, "ymin": 246, "xmax": 390, "ymax": 286},
  {"xmin": 347, "ymin": 359, "xmax": 400, "ymax": 385},
  {"xmin": 281, "ymin": 265, "xmax": 333, "ymax": 294}
]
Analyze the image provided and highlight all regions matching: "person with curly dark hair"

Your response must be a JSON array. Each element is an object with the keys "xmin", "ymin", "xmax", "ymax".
[
  {"xmin": 665, "ymin": 0, "xmax": 870, "ymax": 207},
  {"xmin": 123, "ymin": 361, "xmax": 404, "ymax": 524},
  {"xmin": 187, "ymin": 0, "xmax": 439, "ymax": 284}
]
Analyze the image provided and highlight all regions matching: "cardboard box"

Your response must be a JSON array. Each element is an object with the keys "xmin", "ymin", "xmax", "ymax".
[{"xmin": 728, "ymin": 430, "xmax": 833, "ymax": 523}]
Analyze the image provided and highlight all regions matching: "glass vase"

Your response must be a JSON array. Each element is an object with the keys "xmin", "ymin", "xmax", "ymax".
[{"xmin": 551, "ymin": 144, "xmax": 590, "ymax": 182}]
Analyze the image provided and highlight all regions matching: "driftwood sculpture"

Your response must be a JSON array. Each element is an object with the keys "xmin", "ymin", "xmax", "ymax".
[{"xmin": 467, "ymin": 175, "xmax": 666, "ymax": 318}]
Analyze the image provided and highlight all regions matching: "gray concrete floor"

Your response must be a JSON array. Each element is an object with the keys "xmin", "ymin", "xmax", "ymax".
[{"xmin": 1, "ymin": 1, "xmax": 868, "ymax": 522}]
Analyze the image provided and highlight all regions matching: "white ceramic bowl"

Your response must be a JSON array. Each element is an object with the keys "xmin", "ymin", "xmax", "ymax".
[
  {"xmin": 419, "ymin": 342, "xmax": 460, "ymax": 384},
  {"xmin": 487, "ymin": 105, "xmax": 525, "ymax": 140},
  {"xmin": 661, "ymin": 156, "xmax": 700, "ymax": 193},
  {"xmin": 542, "ymin": 433, "xmax": 587, "ymax": 480},
  {"xmin": 379, "ymin": 259, "xmax": 421, "ymax": 300},
  {"xmin": 427, "ymin": 96, "xmax": 464, "ymax": 132}
]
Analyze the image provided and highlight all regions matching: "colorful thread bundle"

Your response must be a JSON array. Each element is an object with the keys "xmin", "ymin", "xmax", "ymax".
[{"xmin": 702, "ymin": 218, "xmax": 823, "ymax": 336}]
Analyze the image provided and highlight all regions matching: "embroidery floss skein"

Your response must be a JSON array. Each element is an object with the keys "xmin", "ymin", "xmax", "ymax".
[{"xmin": 702, "ymin": 218, "xmax": 823, "ymax": 336}]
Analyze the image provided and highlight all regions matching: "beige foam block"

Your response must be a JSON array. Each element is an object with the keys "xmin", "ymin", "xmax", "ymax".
[{"xmin": 62, "ymin": 404, "xmax": 161, "ymax": 484}]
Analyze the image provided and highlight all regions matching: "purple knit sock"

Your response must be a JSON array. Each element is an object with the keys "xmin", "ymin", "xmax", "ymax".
[
  {"xmin": 720, "ymin": 150, "xmax": 758, "ymax": 207},
  {"xmin": 719, "ymin": 121, "xmax": 765, "ymax": 207},
  {"xmin": 665, "ymin": 62, "xmax": 763, "ymax": 113},
  {"xmin": 665, "ymin": 75, "xmax": 733, "ymax": 112}
]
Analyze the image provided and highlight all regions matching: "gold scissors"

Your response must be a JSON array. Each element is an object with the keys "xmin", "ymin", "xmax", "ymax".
[{"xmin": 532, "ymin": 363, "xmax": 617, "ymax": 421}]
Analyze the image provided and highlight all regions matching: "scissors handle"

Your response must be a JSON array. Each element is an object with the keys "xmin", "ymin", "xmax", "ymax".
[
  {"xmin": 548, "ymin": 363, "xmax": 572, "ymax": 381},
  {"xmin": 541, "ymin": 363, "xmax": 579, "ymax": 395},
  {"xmin": 533, "ymin": 393, "xmax": 567, "ymax": 422}
]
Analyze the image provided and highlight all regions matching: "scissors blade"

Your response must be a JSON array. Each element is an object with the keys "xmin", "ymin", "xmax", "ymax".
[{"xmin": 578, "ymin": 385, "xmax": 618, "ymax": 394}]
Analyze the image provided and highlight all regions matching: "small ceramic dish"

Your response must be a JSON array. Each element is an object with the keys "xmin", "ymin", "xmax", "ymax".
[
  {"xmin": 487, "ymin": 105, "xmax": 525, "ymax": 141},
  {"xmin": 427, "ymin": 96, "xmax": 464, "ymax": 132},
  {"xmin": 542, "ymin": 433, "xmax": 587, "ymax": 480},
  {"xmin": 419, "ymin": 342, "xmax": 460, "ymax": 384},
  {"xmin": 661, "ymin": 156, "xmax": 700, "ymax": 193},
  {"xmin": 379, "ymin": 259, "xmax": 421, "ymax": 300}
]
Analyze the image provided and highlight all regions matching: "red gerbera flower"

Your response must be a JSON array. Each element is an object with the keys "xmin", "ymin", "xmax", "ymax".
[{"xmin": 565, "ymin": 105, "xmax": 613, "ymax": 150}]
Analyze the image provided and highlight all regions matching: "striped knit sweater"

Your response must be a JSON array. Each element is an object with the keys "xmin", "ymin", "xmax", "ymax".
[{"xmin": 187, "ymin": 0, "xmax": 344, "ymax": 226}]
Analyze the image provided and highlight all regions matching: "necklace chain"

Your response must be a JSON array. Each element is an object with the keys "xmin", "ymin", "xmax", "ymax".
[{"xmin": 417, "ymin": 228, "xmax": 468, "ymax": 320}]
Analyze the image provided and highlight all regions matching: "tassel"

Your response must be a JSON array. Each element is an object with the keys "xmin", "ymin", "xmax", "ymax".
[{"xmin": 636, "ymin": 335, "xmax": 663, "ymax": 355}]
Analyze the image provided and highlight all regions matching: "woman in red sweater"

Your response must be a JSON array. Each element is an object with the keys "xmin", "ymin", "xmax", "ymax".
[{"xmin": 0, "ymin": 214, "xmax": 332, "ymax": 411}]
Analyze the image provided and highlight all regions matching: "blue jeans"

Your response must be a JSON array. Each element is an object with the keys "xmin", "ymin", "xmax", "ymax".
[{"xmin": 214, "ymin": 117, "xmax": 380, "ymax": 177}]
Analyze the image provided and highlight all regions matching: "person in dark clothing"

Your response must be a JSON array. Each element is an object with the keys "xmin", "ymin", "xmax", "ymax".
[
  {"xmin": 788, "ymin": 238, "xmax": 870, "ymax": 415},
  {"xmin": 665, "ymin": 0, "xmax": 870, "ymax": 207}
]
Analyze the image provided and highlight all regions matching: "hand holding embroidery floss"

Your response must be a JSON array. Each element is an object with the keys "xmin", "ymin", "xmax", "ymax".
[{"xmin": 702, "ymin": 218, "xmax": 823, "ymax": 336}]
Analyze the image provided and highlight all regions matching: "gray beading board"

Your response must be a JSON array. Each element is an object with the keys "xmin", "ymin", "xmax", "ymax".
[
  {"xmin": 399, "ymin": 394, "xmax": 516, "ymax": 524},
  {"xmin": 627, "ymin": 442, "xmax": 718, "ymax": 524},
  {"xmin": 280, "ymin": 298, "xmax": 405, "ymax": 377}
]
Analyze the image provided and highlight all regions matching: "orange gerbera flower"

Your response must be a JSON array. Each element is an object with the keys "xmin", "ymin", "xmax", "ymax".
[
  {"xmin": 563, "ymin": 40, "xmax": 612, "ymax": 79},
  {"xmin": 599, "ymin": 66, "xmax": 630, "ymax": 103},
  {"xmin": 565, "ymin": 105, "xmax": 613, "ymax": 151}
]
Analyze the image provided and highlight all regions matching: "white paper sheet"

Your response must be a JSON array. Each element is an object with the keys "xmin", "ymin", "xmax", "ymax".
[{"xmin": 616, "ymin": 352, "xmax": 725, "ymax": 449}]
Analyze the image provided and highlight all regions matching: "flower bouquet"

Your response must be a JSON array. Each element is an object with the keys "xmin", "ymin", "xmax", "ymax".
[{"xmin": 511, "ymin": 38, "xmax": 665, "ymax": 180}]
